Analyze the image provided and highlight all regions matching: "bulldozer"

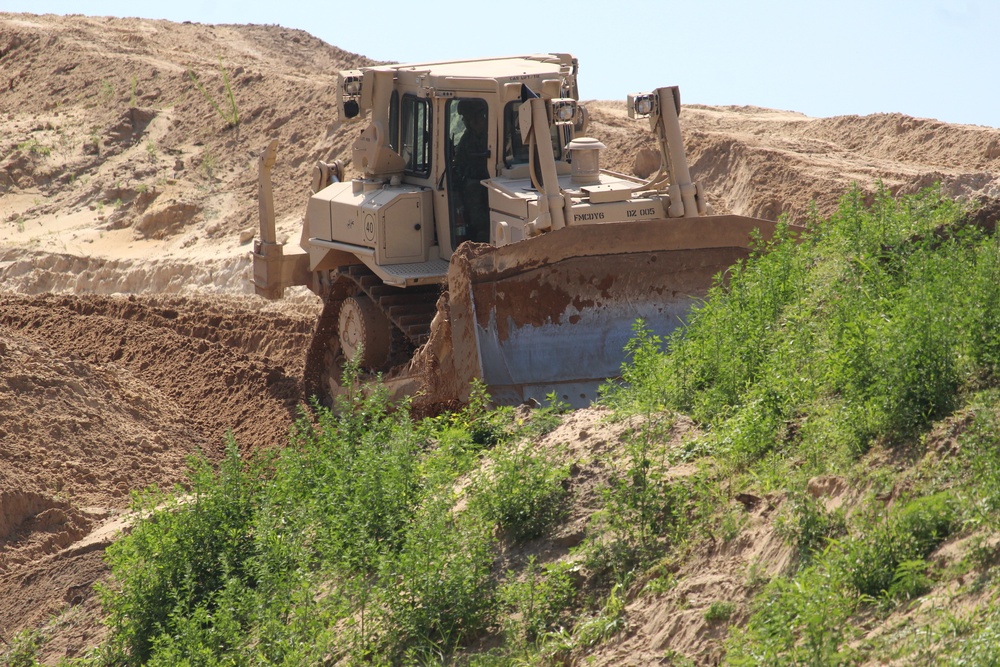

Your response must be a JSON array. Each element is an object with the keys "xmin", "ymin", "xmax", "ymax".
[{"xmin": 253, "ymin": 53, "xmax": 789, "ymax": 409}]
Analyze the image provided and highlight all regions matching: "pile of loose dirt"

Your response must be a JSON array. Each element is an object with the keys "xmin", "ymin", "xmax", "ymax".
[
  {"xmin": 1, "ymin": 11, "xmax": 999, "ymax": 663},
  {"xmin": 0, "ymin": 292, "xmax": 318, "ymax": 651}
]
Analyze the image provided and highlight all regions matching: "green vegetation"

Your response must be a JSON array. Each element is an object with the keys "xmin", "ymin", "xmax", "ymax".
[
  {"xmin": 2, "ymin": 630, "xmax": 44, "ymax": 667},
  {"xmin": 13, "ymin": 185, "xmax": 1000, "ymax": 666},
  {"xmin": 17, "ymin": 138, "xmax": 51, "ymax": 157},
  {"xmin": 187, "ymin": 60, "xmax": 240, "ymax": 129},
  {"xmin": 98, "ymin": 79, "xmax": 115, "ymax": 105},
  {"xmin": 80, "ymin": 378, "xmax": 578, "ymax": 666},
  {"xmin": 601, "ymin": 184, "xmax": 1000, "ymax": 664}
]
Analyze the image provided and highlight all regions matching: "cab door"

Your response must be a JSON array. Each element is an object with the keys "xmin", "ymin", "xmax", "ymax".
[{"xmin": 444, "ymin": 97, "xmax": 492, "ymax": 249}]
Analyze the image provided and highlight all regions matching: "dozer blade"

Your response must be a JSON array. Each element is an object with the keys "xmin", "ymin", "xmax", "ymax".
[{"xmin": 444, "ymin": 215, "xmax": 790, "ymax": 408}]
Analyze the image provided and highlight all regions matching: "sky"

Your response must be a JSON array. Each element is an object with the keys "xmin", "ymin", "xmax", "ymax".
[{"xmin": 8, "ymin": 0, "xmax": 999, "ymax": 128}]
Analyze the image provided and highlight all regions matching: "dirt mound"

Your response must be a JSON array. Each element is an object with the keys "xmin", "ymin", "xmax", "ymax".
[
  {"xmin": 0, "ymin": 13, "xmax": 374, "ymax": 265},
  {"xmin": 0, "ymin": 291, "xmax": 319, "ymax": 645},
  {"xmin": 591, "ymin": 102, "xmax": 1000, "ymax": 221},
  {"xmin": 0, "ymin": 292, "xmax": 313, "ymax": 456}
]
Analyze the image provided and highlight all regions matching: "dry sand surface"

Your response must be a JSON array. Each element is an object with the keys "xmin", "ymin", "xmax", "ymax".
[{"xmin": 1, "ymin": 11, "xmax": 999, "ymax": 662}]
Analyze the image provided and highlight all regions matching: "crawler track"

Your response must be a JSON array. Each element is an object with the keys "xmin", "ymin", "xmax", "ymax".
[{"xmin": 302, "ymin": 265, "xmax": 442, "ymax": 405}]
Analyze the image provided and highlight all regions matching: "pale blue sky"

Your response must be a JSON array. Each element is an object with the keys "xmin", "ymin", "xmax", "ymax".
[{"xmin": 8, "ymin": 0, "xmax": 999, "ymax": 128}]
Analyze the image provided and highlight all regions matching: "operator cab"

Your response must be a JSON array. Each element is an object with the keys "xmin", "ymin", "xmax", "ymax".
[{"xmin": 333, "ymin": 54, "xmax": 581, "ymax": 260}]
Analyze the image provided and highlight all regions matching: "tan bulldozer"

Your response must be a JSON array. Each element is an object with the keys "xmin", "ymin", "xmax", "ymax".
[{"xmin": 253, "ymin": 53, "xmax": 789, "ymax": 409}]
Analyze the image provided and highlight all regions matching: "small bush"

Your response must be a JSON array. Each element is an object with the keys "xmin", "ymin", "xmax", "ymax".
[
  {"xmin": 499, "ymin": 557, "xmax": 577, "ymax": 646},
  {"xmin": 845, "ymin": 493, "xmax": 955, "ymax": 600},
  {"xmin": 704, "ymin": 600, "xmax": 736, "ymax": 623},
  {"xmin": 726, "ymin": 565, "xmax": 857, "ymax": 666},
  {"xmin": 2, "ymin": 629, "xmax": 43, "ymax": 667},
  {"xmin": 376, "ymin": 494, "xmax": 496, "ymax": 656},
  {"xmin": 471, "ymin": 439, "xmax": 568, "ymax": 542},
  {"xmin": 776, "ymin": 492, "xmax": 846, "ymax": 566},
  {"xmin": 100, "ymin": 439, "xmax": 266, "ymax": 665}
]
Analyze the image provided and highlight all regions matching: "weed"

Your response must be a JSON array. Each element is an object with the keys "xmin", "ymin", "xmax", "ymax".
[
  {"xmin": 2, "ymin": 629, "xmax": 43, "ymax": 667},
  {"xmin": 187, "ymin": 59, "xmax": 240, "ymax": 128},
  {"xmin": 98, "ymin": 79, "xmax": 115, "ymax": 104},
  {"xmin": 471, "ymin": 437, "xmax": 568, "ymax": 542},
  {"xmin": 719, "ymin": 507, "xmax": 746, "ymax": 542},
  {"xmin": 200, "ymin": 149, "xmax": 217, "ymax": 181},
  {"xmin": 886, "ymin": 559, "xmax": 932, "ymax": 602},
  {"xmin": 662, "ymin": 649, "xmax": 697, "ymax": 666},
  {"xmin": 588, "ymin": 414, "xmax": 693, "ymax": 588},
  {"xmin": 775, "ymin": 491, "xmax": 846, "ymax": 567},
  {"xmin": 704, "ymin": 600, "xmax": 736, "ymax": 623},
  {"xmin": 641, "ymin": 573, "xmax": 677, "ymax": 596},
  {"xmin": 727, "ymin": 565, "xmax": 857, "ymax": 666},
  {"xmin": 17, "ymin": 138, "xmax": 51, "ymax": 157},
  {"xmin": 744, "ymin": 559, "xmax": 770, "ymax": 590},
  {"xmin": 145, "ymin": 139, "xmax": 157, "ymax": 162},
  {"xmin": 574, "ymin": 584, "xmax": 628, "ymax": 648},
  {"xmin": 499, "ymin": 557, "xmax": 576, "ymax": 647},
  {"xmin": 99, "ymin": 438, "xmax": 268, "ymax": 665},
  {"xmin": 376, "ymin": 493, "xmax": 495, "ymax": 656}
]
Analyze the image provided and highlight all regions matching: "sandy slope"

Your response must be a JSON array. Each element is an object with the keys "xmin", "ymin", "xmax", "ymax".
[{"xmin": 1, "ymin": 11, "xmax": 999, "ymax": 663}]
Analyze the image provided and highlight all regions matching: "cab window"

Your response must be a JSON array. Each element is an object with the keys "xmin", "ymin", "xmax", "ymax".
[
  {"xmin": 503, "ymin": 100, "xmax": 563, "ymax": 168},
  {"xmin": 401, "ymin": 94, "xmax": 431, "ymax": 177}
]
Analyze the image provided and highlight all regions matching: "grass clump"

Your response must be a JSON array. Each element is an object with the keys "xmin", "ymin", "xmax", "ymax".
[
  {"xmin": 471, "ymin": 436, "xmax": 569, "ymax": 543},
  {"xmin": 187, "ymin": 59, "xmax": 240, "ymax": 129}
]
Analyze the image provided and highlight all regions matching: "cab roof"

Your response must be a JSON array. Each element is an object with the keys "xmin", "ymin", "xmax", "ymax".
[{"xmin": 369, "ymin": 54, "xmax": 574, "ymax": 86}]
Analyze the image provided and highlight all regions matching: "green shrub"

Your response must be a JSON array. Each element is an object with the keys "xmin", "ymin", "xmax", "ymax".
[
  {"xmin": 775, "ymin": 492, "xmax": 846, "ymax": 567},
  {"xmin": 471, "ymin": 439, "xmax": 568, "ymax": 542},
  {"xmin": 844, "ymin": 493, "xmax": 955, "ymax": 600},
  {"xmin": 376, "ymin": 493, "xmax": 496, "ymax": 656},
  {"xmin": 278, "ymin": 393, "xmax": 421, "ymax": 572},
  {"xmin": 704, "ymin": 600, "xmax": 736, "ymax": 623},
  {"xmin": 726, "ymin": 565, "xmax": 857, "ymax": 666},
  {"xmin": 960, "ymin": 398, "xmax": 1000, "ymax": 529},
  {"xmin": 99, "ymin": 375, "xmax": 449, "ymax": 665},
  {"xmin": 609, "ymin": 185, "xmax": 994, "ymax": 480},
  {"xmin": 587, "ymin": 415, "xmax": 694, "ymax": 587},
  {"xmin": 2, "ymin": 629, "xmax": 43, "ymax": 667},
  {"xmin": 499, "ymin": 557, "xmax": 577, "ymax": 646},
  {"xmin": 730, "ymin": 490, "xmax": 956, "ymax": 662},
  {"xmin": 100, "ymin": 439, "xmax": 266, "ymax": 665}
]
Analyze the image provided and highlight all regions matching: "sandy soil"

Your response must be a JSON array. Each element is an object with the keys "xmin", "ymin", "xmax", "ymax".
[{"xmin": 1, "ymin": 11, "xmax": 999, "ymax": 663}]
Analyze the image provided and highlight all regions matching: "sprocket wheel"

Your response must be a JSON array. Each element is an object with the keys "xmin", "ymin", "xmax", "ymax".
[{"xmin": 337, "ymin": 294, "xmax": 393, "ymax": 369}]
